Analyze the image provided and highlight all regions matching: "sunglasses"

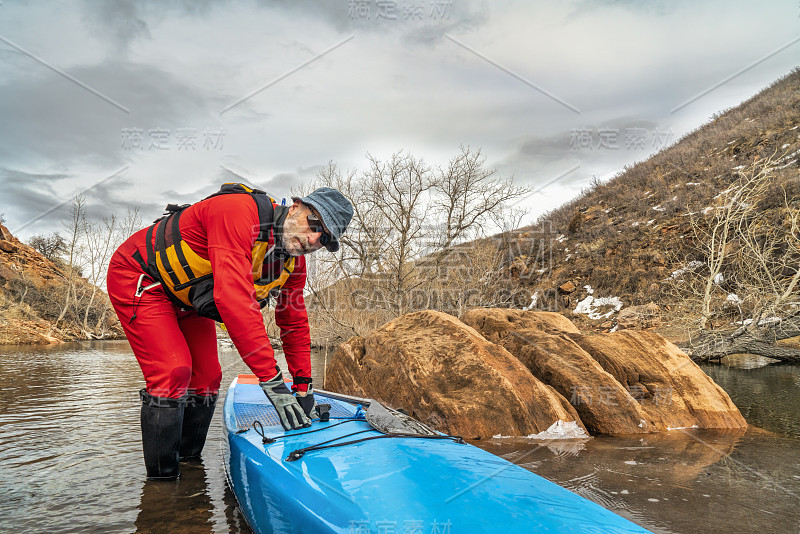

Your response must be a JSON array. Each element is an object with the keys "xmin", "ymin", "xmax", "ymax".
[{"xmin": 307, "ymin": 213, "xmax": 331, "ymax": 246}]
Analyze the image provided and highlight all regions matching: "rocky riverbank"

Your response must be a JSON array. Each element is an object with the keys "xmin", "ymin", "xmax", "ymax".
[{"xmin": 0, "ymin": 224, "xmax": 123, "ymax": 344}]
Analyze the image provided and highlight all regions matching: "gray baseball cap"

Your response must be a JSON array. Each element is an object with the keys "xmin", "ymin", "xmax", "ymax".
[{"xmin": 293, "ymin": 187, "xmax": 353, "ymax": 252}]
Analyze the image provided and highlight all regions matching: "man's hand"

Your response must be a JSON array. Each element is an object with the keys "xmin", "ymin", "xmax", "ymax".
[
  {"xmin": 295, "ymin": 385, "xmax": 316, "ymax": 418},
  {"xmin": 260, "ymin": 372, "xmax": 311, "ymax": 430}
]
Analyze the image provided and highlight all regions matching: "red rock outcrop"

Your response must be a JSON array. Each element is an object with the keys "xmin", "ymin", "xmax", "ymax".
[
  {"xmin": 462, "ymin": 308, "xmax": 653, "ymax": 434},
  {"xmin": 0, "ymin": 224, "xmax": 122, "ymax": 343},
  {"xmin": 325, "ymin": 310, "xmax": 584, "ymax": 439},
  {"xmin": 572, "ymin": 330, "xmax": 747, "ymax": 430},
  {"xmin": 462, "ymin": 309, "xmax": 746, "ymax": 433}
]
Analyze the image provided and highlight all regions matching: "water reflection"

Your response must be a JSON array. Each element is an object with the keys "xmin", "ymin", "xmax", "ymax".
[
  {"xmin": 0, "ymin": 340, "xmax": 291, "ymax": 533},
  {"xmin": 703, "ymin": 357, "xmax": 800, "ymax": 439},
  {"xmin": 135, "ymin": 460, "xmax": 213, "ymax": 533},
  {"xmin": 475, "ymin": 427, "xmax": 798, "ymax": 533}
]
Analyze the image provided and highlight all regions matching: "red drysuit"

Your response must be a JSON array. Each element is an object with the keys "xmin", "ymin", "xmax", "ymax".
[{"xmin": 107, "ymin": 194, "xmax": 311, "ymax": 399}]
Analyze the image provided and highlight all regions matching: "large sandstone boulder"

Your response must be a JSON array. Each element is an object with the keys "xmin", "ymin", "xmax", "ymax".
[
  {"xmin": 462, "ymin": 309, "xmax": 747, "ymax": 434},
  {"xmin": 325, "ymin": 310, "xmax": 584, "ymax": 439},
  {"xmin": 462, "ymin": 309, "xmax": 653, "ymax": 434},
  {"xmin": 461, "ymin": 308, "xmax": 580, "ymax": 342},
  {"xmin": 571, "ymin": 330, "xmax": 747, "ymax": 430}
]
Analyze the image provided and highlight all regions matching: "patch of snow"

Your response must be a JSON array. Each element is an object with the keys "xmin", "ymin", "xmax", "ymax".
[
  {"xmin": 647, "ymin": 219, "xmax": 656, "ymax": 225},
  {"xmin": 652, "ymin": 205, "xmax": 666, "ymax": 212},
  {"xmin": 584, "ymin": 285, "xmax": 594, "ymax": 295},
  {"xmin": 714, "ymin": 186, "xmax": 736, "ymax": 199},
  {"xmin": 620, "ymin": 490, "xmax": 630, "ymax": 495},
  {"xmin": 686, "ymin": 182, "xmax": 701, "ymax": 186},
  {"xmin": 609, "ymin": 325, "xmax": 618, "ymax": 333},
  {"xmin": 782, "ymin": 144, "xmax": 791, "ymax": 149},
  {"xmin": 666, "ymin": 425, "xmax": 699, "ymax": 431},
  {"xmin": 668, "ymin": 260, "xmax": 704, "ymax": 280},
  {"xmin": 727, "ymin": 140, "xmax": 736, "ymax": 145},
  {"xmin": 523, "ymin": 291, "xmax": 541, "ymax": 311},
  {"xmin": 714, "ymin": 273, "xmax": 724, "ymax": 285},
  {"xmin": 726, "ymin": 293, "xmax": 742, "ymax": 305},
  {"xmin": 491, "ymin": 420, "xmax": 591, "ymax": 441},
  {"xmin": 734, "ymin": 316, "xmax": 781, "ymax": 327},
  {"xmin": 732, "ymin": 165, "xmax": 745, "ymax": 170},
  {"xmin": 631, "ymin": 221, "xmax": 641, "ymax": 227},
  {"xmin": 574, "ymin": 294, "xmax": 623, "ymax": 320},
  {"xmin": 648, "ymin": 498, "xmax": 660, "ymax": 502},
  {"xmin": 701, "ymin": 206, "xmax": 716, "ymax": 214},
  {"xmin": 524, "ymin": 420, "xmax": 590, "ymax": 440},
  {"xmin": 555, "ymin": 234, "xmax": 567, "ymax": 243},
  {"xmin": 624, "ymin": 460, "xmax": 638, "ymax": 465}
]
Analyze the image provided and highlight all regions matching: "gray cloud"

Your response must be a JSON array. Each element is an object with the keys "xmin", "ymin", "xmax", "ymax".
[
  {"xmin": 0, "ymin": 167, "xmax": 162, "ymax": 238},
  {"xmin": 1, "ymin": 0, "xmax": 797, "ymax": 240},
  {"xmin": 0, "ymin": 60, "xmax": 218, "ymax": 169},
  {"xmin": 80, "ymin": 0, "xmax": 151, "ymax": 53}
]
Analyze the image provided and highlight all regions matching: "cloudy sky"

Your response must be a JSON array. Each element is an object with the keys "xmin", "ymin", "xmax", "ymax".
[{"xmin": 1, "ymin": 0, "xmax": 798, "ymax": 240}]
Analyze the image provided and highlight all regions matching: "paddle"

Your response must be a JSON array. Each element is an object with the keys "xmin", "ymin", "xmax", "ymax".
[{"xmin": 314, "ymin": 388, "xmax": 436, "ymax": 436}]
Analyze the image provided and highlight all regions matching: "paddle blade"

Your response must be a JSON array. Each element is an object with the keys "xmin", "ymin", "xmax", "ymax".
[{"xmin": 364, "ymin": 402, "xmax": 437, "ymax": 436}]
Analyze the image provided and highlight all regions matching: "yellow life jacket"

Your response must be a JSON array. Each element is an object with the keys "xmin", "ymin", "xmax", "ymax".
[{"xmin": 136, "ymin": 183, "xmax": 296, "ymax": 322}]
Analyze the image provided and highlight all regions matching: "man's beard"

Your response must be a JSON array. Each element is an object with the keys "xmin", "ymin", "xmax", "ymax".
[{"xmin": 280, "ymin": 210, "xmax": 310, "ymax": 256}]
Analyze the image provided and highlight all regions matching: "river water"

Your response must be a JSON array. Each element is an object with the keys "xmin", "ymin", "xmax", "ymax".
[{"xmin": 0, "ymin": 342, "xmax": 798, "ymax": 533}]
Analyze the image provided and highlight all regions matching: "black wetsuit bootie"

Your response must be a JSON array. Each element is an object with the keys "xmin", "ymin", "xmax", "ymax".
[
  {"xmin": 140, "ymin": 389, "xmax": 185, "ymax": 479},
  {"xmin": 180, "ymin": 392, "xmax": 218, "ymax": 460}
]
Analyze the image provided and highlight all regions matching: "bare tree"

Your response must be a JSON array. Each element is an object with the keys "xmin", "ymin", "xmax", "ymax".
[
  {"xmin": 696, "ymin": 161, "xmax": 772, "ymax": 330},
  {"xmin": 670, "ymin": 155, "xmax": 800, "ymax": 362},
  {"xmin": 432, "ymin": 146, "xmax": 528, "ymax": 248},
  {"xmin": 52, "ymin": 195, "xmax": 88, "ymax": 332},
  {"xmin": 82, "ymin": 215, "xmax": 117, "ymax": 335},
  {"xmin": 299, "ymin": 148, "xmax": 530, "ymax": 343},
  {"xmin": 28, "ymin": 233, "xmax": 67, "ymax": 263},
  {"xmin": 85, "ymin": 207, "xmax": 142, "ymax": 335}
]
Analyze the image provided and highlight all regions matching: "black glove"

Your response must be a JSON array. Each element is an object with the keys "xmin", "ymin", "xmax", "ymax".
[
  {"xmin": 260, "ymin": 372, "xmax": 311, "ymax": 430},
  {"xmin": 295, "ymin": 385, "xmax": 316, "ymax": 418}
]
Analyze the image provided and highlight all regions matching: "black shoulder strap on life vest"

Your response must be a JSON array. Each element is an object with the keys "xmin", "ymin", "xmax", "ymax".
[
  {"xmin": 202, "ymin": 183, "xmax": 275, "ymax": 240},
  {"xmin": 133, "ymin": 203, "xmax": 188, "ymax": 282}
]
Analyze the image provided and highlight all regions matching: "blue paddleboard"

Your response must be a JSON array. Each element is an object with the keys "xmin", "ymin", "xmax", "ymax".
[{"xmin": 222, "ymin": 374, "xmax": 652, "ymax": 534}]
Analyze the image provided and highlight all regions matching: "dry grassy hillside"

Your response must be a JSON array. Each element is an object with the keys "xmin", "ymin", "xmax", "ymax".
[
  {"xmin": 500, "ymin": 68, "xmax": 800, "ymax": 338},
  {"xmin": 0, "ymin": 224, "xmax": 122, "ymax": 343}
]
